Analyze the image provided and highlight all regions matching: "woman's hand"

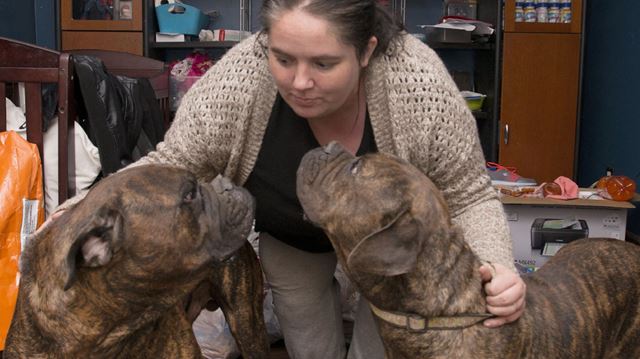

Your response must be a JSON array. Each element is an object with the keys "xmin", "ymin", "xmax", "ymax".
[{"xmin": 478, "ymin": 262, "xmax": 526, "ymax": 328}]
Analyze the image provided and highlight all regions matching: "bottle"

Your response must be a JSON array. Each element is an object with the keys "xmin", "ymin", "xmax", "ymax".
[
  {"xmin": 547, "ymin": 0, "xmax": 560, "ymax": 23},
  {"xmin": 560, "ymin": 0, "xmax": 572, "ymax": 23},
  {"xmin": 524, "ymin": 2, "xmax": 536, "ymax": 23},
  {"xmin": 536, "ymin": 0, "xmax": 548, "ymax": 23},
  {"xmin": 515, "ymin": 1, "xmax": 525, "ymax": 22}
]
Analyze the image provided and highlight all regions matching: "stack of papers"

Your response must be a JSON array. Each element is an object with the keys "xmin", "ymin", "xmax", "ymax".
[
  {"xmin": 418, "ymin": 17, "xmax": 494, "ymax": 36},
  {"xmin": 156, "ymin": 32, "xmax": 187, "ymax": 42}
]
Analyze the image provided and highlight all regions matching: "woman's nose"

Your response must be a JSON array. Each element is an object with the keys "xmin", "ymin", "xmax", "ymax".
[{"xmin": 292, "ymin": 65, "xmax": 314, "ymax": 90}]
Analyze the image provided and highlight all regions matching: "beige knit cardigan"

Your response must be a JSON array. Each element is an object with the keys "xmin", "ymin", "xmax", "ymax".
[{"xmin": 69, "ymin": 33, "xmax": 515, "ymax": 269}]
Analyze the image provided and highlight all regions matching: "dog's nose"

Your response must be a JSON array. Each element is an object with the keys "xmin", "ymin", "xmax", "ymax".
[
  {"xmin": 323, "ymin": 141, "xmax": 344, "ymax": 155},
  {"xmin": 212, "ymin": 175, "xmax": 234, "ymax": 194},
  {"xmin": 299, "ymin": 142, "xmax": 350, "ymax": 186}
]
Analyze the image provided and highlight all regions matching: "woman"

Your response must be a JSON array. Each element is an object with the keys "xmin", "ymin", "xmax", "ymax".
[{"xmin": 57, "ymin": 0, "xmax": 525, "ymax": 357}]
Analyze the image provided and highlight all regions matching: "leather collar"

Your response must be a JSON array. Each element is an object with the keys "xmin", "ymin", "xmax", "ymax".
[{"xmin": 369, "ymin": 302, "xmax": 493, "ymax": 332}]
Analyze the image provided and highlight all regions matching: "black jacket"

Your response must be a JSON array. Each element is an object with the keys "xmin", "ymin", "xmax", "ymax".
[{"xmin": 73, "ymin": 55, "xmax": 165, "ymax": 175}]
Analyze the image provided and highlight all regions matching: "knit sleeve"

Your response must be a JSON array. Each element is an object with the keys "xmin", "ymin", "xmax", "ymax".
[
  {"xmin": 423, "ymin": 72, "xmax": 515, "ymax": 270},
  {"xmin": 136, "ymin": 36, "xmax": 267, "ymax": 182},
  {"xmin": 382, "ymin": 36, "xmax": 515, "ymax": 270}
]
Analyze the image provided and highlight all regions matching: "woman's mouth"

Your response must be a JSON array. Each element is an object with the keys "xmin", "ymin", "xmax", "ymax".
[{"xmin": 290, "ymin": 94, "xmax": 318, "ymax": 106}]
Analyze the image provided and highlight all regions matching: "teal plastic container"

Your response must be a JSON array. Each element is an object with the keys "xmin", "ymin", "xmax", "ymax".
[{"xmin": 155, "ymin": 4, "xmax": 208, "ymax": 35}]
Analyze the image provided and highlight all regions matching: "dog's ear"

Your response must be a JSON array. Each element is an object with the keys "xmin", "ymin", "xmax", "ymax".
[
  {"xmin": 347, "ymin": 206, "xmax": 420, "ymax": 276},
  {"xmin": 64, "ymin": 208, "xmax": 123, "ymax": 290}
]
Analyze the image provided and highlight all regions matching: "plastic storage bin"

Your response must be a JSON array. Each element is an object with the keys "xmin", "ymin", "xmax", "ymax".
[{"xmin": 155, "ymin": 4, "xmax": 208, "ymax": 35}]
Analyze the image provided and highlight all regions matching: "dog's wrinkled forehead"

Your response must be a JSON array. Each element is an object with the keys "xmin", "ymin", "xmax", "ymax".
[
  {"xmin": 90, "ymin": 165, "xmax": 196, "ymax": 202},
  {"xmin": 297, "ymin": 143, "xmax": 417, "ymax": 231}
]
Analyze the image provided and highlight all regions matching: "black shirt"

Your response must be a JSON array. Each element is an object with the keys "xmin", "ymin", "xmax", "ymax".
[{"xmin": 244, "ymin": 94, "xmax": 377, "ymax": 252}]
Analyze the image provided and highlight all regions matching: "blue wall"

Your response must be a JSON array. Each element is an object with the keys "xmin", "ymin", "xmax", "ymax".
[
  {"xmin": 578, "ymin": 0, "xmax": 640, "ymax": 233},
  {"xmin": 0, "ymin": 0, "xmax": 37, "ymax": 43},
  {"xmin": 0, "ymin": 0, "xmax": 56, "ymax": 49}
]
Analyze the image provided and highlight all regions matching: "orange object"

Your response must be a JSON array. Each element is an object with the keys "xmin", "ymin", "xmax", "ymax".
[
  {"xmin": 0, "ymin": 131, "xmax": 45, "ymax": 349},
  {"xmin": 596, "ymin": 175, "xmax": 637, "ymax": 201},
  {"xmin": 542, "ymin": 182, "xmax": 562, "ymax": 196},
  {"xmin": 595, "ymin": 176, "xmax": 609, "ymax": 190},
  {"xmin": 605, "ymin": 176, "xmax": 637, "ymax": 201}
]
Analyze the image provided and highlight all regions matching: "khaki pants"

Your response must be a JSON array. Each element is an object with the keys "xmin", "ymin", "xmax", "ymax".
[{"xmin": 259, "ymin": 233, "xmax": 384, "ymax": 359}]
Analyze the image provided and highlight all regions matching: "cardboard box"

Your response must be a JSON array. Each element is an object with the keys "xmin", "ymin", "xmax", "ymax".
[
  {"xmin": 501, "ymin": 193, "xmax": 635, "ymax": 273},
  {"xmin": 210, "ymin": 29, "xmax": 251, "ymax": 42}
]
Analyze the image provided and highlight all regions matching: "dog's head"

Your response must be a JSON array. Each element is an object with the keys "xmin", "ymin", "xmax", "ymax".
[
  {"xmin": 24, "ymin": 165, "xmax": 254, "ymax": 297},
  {"xmin": 296, "ymin": 142, "xmax": 451, "ymax": 277}
]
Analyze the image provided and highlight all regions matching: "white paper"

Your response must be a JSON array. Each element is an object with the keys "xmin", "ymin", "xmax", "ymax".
[
  {"xmin": 419, "ymin": 23, "xmax": 475, "ymax": 32},
  {"xmin": 155, "ymin": 32, "xmax": 186, "ymax": 42},
  {"xmin": 418, "ymin": 18, "xmax": 495, "ymax": 36},
  {"xmin": 20, "ymin": 199, "xmax": 40, "ymax": 250}
]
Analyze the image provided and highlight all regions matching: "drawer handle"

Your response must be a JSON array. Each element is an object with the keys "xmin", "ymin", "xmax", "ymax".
[{"xmin": 504, "ymin": 124, "xmax": 509, "ymax": 145}]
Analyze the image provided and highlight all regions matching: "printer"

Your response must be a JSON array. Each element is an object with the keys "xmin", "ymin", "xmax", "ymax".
[{"xmin": 531, "ymin": 218, "xmax": 589, "ymax": 256}]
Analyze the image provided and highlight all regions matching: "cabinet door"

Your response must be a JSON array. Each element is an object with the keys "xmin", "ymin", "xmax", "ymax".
[
  {"xmin": 499, "ymin": 32, "xmax": 581, "ymax": 183},
  {"xmin": 61, "ymin": 0, "xmax": 142, "ymax": 31}
]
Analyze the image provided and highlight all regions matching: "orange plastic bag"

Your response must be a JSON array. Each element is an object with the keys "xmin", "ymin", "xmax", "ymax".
[
  {"xmin": 0, "ymin": 131, "xmax": 44, "ymax": 350},
  {"xmin": 596, "ymin": 175, "xmax": 637, "ymax": 201}
]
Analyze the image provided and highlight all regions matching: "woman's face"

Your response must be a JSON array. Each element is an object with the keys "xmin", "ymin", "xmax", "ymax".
[{"xmin": 267, "ymin": 8, "xmax": 376, "ymax": 121}]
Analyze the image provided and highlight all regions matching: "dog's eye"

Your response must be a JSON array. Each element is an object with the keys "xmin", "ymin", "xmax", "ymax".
[
  {"xmin": 349, "ymin": 158, "xmax": 362, "ymax": 175},
  {"xmin": 183, "ymin": 187, "xmax": 198, "ymax": 203}
]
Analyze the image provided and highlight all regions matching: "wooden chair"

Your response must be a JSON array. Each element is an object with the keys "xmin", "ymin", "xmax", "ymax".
[
  {"xmin": 67, "ymin": 49, "xmax": 171, "ymax": 130},
  {"xmin": 0, "ymin": 36, "xmax": 75, "ymax": 203}
]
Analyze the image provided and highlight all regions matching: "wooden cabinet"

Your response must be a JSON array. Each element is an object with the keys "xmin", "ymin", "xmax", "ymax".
[
  {"xmin": 499, "ymin": 0, "xmax": 584, "ymax": 183},
  {"xmin": 60, "ymin": 0, "xmax": 144, "ymax": 55}
]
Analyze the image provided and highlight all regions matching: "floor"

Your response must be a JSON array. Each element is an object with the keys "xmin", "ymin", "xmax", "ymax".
[
  {"xmin": 262, "ymin": 321, "xmax": 353, "ymax": 359},
  {"xmin": 267, "ymin": 340, "xmax": 289, "ymax": 359}
]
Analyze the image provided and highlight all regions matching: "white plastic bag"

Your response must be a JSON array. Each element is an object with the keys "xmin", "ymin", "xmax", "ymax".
[
  {"xmin": 193, "ymin": 290, "xmax": 282, "ymax": 359},
  {"xmin": 193, "ymin": 231, "xmax": 282, "ymax": 359}
]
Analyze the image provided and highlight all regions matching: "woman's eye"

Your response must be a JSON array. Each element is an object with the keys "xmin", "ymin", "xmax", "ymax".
[
  {"xmin": 315, "ymin": 62, "xmax": 334, "ymax": 70},
  {"xmin": 276, "ymin": 57, "xmax": 290, "ymax": 66}
]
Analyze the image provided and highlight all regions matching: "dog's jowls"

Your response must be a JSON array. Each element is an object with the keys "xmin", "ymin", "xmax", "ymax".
[
  {"xmin": 296, "ymin": 142, "xmax": 640, "ymax": 359},
  {"xmin": 4, "ymin": 165, "xmax": 269, "ymax": 358}
]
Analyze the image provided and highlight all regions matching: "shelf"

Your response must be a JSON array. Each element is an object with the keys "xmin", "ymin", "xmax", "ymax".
[
  {"xmin": 149, "ymin": 41, "xmax": 239, "ymax": 49},
  {"xmin": 472, "ymin": 111, "xmax": 489, "ymax": 120},
  {"xmin": 503, "ymin": 0, "xmax": 583, "ymax": 34},
  {"xmin": 426, "ymin": 40, "xmax": 494, "ymax": 50},
  {"xmin": 507, "ymin": 23, "xmax": 578, "ymax": 34}
]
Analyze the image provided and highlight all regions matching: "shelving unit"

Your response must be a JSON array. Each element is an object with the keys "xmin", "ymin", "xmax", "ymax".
[
  {"xmin": 141, "ymin": 0, "xmax": 503, "ymax": 161},
  {"xmin": 144, "ymin": 0, "xmax": 249, "ymax": 60},
  {"xmin": 148, "ymin": 40, "xmax": 239, "ymax": 49},
  {"xmin": 426, "ymin": 40, "xmax": 495, "ymax": 50},
  {"xmin": 419, "ymin": 0, "xmax": 503, "ymax": 162}
]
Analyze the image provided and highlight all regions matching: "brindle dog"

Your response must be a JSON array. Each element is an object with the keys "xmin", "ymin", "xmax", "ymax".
[
  {"xmin": 4, "ymin": 165, "xmax": 269, "ymax": 358},
  {"xmin": 296, "ymin": 142, "xmax": 640, "ymax": 359}
]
